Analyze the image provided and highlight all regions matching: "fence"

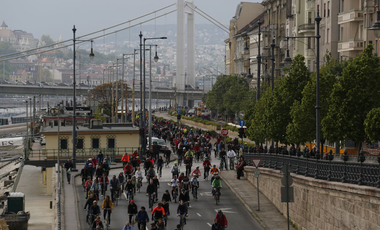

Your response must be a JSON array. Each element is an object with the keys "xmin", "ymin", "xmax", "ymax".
[
  {"xmin": 244, "ymin": 153, "xmax": 380, "ymax": 188},
  {"xmin": 27, "ymin": 147, "xmax": 139, "ymax": 161}
]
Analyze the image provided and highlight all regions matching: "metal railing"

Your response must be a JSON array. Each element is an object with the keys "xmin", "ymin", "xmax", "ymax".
[
  {"xmin": 244, "ymin": 153, "xmax": 380, "ymax": 188},
  {"xmin": 27, "ymin": 147, "xmax": 139, "ymax": 161}
]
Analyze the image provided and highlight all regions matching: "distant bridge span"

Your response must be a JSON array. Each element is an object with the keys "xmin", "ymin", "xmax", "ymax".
[{"xmin": 0, "ymin": 84, "xmax": 204, "ymax": 100}]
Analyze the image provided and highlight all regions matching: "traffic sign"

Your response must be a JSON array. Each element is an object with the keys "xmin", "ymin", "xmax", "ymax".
[
  {"xmin": 281, "ymin": 187, "xmax": 294, "ymax": 202},
  {"xmin": 251, "ymin": 159, "xmax": 261, "ymax": 168},
  {"xmin": 254, "ymin": 169, "xmax": 260, "ymax": 178},
  {"xmin": 281, "ymin": 176, "xmax": 293, "ymax": 187},
  {"xmin": 239, "ymin": 120, "xmax": 245, "ymax": 127},
  {"xmin": 221, "ymin": 128, "xmax": 228, "ymax": 136}
]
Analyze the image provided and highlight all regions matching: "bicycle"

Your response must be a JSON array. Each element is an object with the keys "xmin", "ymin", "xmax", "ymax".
[
  {"xmin": 130, "ymin": 214, "xmax": 136, "ymax": 227},
  {"xmin": 136, "ymin": 177, "xmax": 143, "ymax": 193},
  {"xmin": 87, "ymin": 214, "xmax": 98, "ymax": 230},
  {"xmin": 127, "ymin": 190, "xmax": 134, "ymax": 203},
  {"xmin": 178, "ymin": 214, "xmax": 186, "ymax": 230},
  {"xmin": 229, "ymin": 157, "xmax": 235, "ymax": 170},
  {"xmin": 104, "ymin": 208, "xmax": 111, "ymax": 230},
  {"xmin": 204, "ymin": 167, "xmax": 210, "ymax": 181},
  {"xmin": 157, "ymin": 165, "xmax": 162, "ymax": 178},
  {"xmin": 112, "ymin": 189, "xmax": 119, "ymax": 206},
  {"xmin": 178, "ymin": 156, "xmax": 182, "ymax": 166},
  {"xmin": 172, "ymin": 187, "xmax": 178, "ymax": 203},
  {"xmin": 192, "ymin": 186, "xmax": 198, "ymax": 201},
  {"xmin": 148, "ymin": 193, "xmax": 156, "ymax": 210},
  {"xmin": 82, "ymin": 178, "xmax": 86, "ymax": 192},
  {"xmin": 214, "ymin": 187, "xmax": 220, "ymax": 205},
  {"xmin": 137, "ymin": 221, "xmax": 147, "ymax": 230},
  {"xmin": 165, "ymin": 156, "xmax": 170, "ymax": 168}
]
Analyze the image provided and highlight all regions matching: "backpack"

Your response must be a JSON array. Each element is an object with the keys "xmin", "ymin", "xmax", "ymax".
[{"xmin": 172, "ymin": 166, "xmax": 179, "ymax": 173}]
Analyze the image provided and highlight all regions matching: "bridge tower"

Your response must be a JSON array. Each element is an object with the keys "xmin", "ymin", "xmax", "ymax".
[{"xmin": 176, "ymin": 0, "xmax": 195, "ymax": 107}]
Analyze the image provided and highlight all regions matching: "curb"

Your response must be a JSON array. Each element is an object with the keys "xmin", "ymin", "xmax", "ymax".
[{"xmin": 220, "ymin": 171, "xmax": 269, "ymax": 230}]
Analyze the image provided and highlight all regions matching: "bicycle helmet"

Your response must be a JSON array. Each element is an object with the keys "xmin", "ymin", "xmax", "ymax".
[
  {"xmin": 213, "ymin": 165, "xmax": 216, "ymax": 167},
  {"xmin": 174, "ymin": 162, "xmax": 178, "ymax": 165}
]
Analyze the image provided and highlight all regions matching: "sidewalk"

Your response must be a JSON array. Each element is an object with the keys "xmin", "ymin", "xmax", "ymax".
[
  {"xmin": 16, "ymin": 165, "xmax": 53, "ymax": 230},
  {"xmin": 63, "ymin": 171, "xmax": 79, "ymax": 230},
  {"xmin": 220, "ymin": 170, "xmax": 295, "ymax": 230}
]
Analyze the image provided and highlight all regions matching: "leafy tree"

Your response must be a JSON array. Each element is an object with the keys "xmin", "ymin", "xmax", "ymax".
[
  {"xmin": 286, "ymin": 54, "xmax": 346, "ymax": 145},
  {"xmin": 267, "ymin": 55, "xmax": 310, "ymax": 144},
  {"xmin": 40, "ymin": 35, "xmax": 55, "ymax": 46},
  {"xmin": 322, "ymin": 44, "xmax": 380, "ymax": 152},
  {"xmin": 364, "ymin": 107, "xmax": 380, "ymax": 143},
  {"xmin": 0, "ymin": 41, "xmax": 16, "ymax": 55},
  {"xmin": 41, "ymin": 69, "xmax": 53, "ymax": 82}
]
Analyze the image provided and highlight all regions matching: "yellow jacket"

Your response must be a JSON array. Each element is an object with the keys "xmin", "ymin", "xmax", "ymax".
[{"xmin": 102, "ymin": 199, "xmax": 113, "ymax": 210}]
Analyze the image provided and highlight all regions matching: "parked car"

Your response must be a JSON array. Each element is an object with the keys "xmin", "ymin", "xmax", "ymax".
[
  {"xmin": 146, "ymin": 137, "xmax": 166, "ymax": 152},
  {"xmin": 57, "ymin": 83, "xmax": 68, "ymax": 87}
]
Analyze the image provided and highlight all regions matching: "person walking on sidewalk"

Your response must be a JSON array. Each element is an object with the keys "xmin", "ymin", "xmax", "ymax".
[
  {"xmin": 236, "ymin": 157, "xmax": 247, "ymax": 180},
  {"xmin": 227, "ymin": 148, "xmax": 236, "ymax": 170},
  {"xmin": 64, "ymin": 159, "xmax": 73, "ymax": 184}
]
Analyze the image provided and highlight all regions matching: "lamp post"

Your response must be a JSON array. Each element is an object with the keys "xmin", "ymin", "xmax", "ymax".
[
  {"xmin": 148, "ymin": 45, "xmax": 160, "ymax": 151},
  {"xmin": 370, "ymin": 0, "xmax": 380, "ymax": 39},
  {"xmin": 71, "ymin": 25, "xmax": 94, "ymax": 171},
  {"xmin": 139, "ymin": 32, "xmax": 167, "ymax": 157},
  {"xmin": 256, "ymin": 19, "xmax": 262, "ymax": 101},
  {"xmin": 271, "ymin": 38, "xmax": 275, "ymax": 150}
]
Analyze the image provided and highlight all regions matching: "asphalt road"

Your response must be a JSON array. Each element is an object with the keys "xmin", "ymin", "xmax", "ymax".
[{"xmin": 76, "ymin": 154, "xmax": 263, "ymax": 230}]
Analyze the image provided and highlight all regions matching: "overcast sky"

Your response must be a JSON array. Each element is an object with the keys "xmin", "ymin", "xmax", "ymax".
[{"xmin": 1, "ymin": 0, "xmax": 260, "ymax": 41}]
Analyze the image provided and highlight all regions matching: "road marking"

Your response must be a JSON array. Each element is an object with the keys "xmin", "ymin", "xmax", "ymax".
[
  {"xmin": 207, "ymin": 223, "xmax": 212, "ymax": 227},
  {"xmin": 200, "ymin": 192, "xmax": 212, "ymax": 196},
  {"xmin": 123, "ymin": 192, "xmax": 127, "ymax": 200},
  {"xmin": 215, "ymin": 208, "xmax": 237, "ymax": 214},
  {"xmin": 197, "ymin": 213, "xmax": 201, "ymax": 217}
]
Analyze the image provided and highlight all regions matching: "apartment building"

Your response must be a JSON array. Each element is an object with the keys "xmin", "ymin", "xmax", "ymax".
[{"xmin": 338, "ymin": 0, "xmax": 376, "ymax": 59}]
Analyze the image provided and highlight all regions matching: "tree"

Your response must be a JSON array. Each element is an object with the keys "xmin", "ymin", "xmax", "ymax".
[
  {"xmin": 267, "ymin": 55, "xmax": 310, "ymax": 144},
  {"xmin": 322, "ymin": 44, "xmax": 380, "ymax": 152},
  {"xmin": 40, "ymin": 35, "xmax": 55, "ymax": 46},
  {"xmin": 364, "ymin": 107, "xmax": 380, "ymax": 143},
  {"xmin": 88, "ymin": 82, "xmax": 130, "ymax": 116},
  {"xmin": 41, "ymin": 69, "xmax": 52, "ymax": 82},
  {"xmin": 0, "ymin": 41, "xmax": 16, "ymax": 55},
  {"xmin": 286, "ymin": 54, "xmax": 345, "ymax": 145}
]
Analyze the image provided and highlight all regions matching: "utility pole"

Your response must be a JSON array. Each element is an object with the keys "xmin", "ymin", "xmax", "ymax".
[
  {"xmin": 121, "ymin": 56, "xmax": 125, "ymax": 123},
  {"xmin": 25, "ymin": 101, "xmax": 29, "ymax": 159},
  {"xmin": 174, "ymin": 84, "xmax": 177, "ymax": 109},
  {"xmin": 111, "ymin": 66, "xmax": 114, "ymax": 122},
  {"xmin": 132, "ymin": 50, "xmax": 137, "ymax": 124},
  {"xmin": 29, "ymin": 98, "xmax": 32, "ymax": 138},
  {"xmin": 33, "ymin": 96, "xmax": 36, "ymax": 140},
  {"xmin": 115, "ymin": 59, "xmax": 120, "ymax": 123}
]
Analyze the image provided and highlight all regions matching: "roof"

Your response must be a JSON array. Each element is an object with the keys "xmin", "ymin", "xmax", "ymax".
[
  {"xmin": 40, "ymin": 124, "xmax": 139, "ymax": 134},
  {"xmin": 235, "ymin": 12, "xmax": 265, "ymax": 36},
  {"xmin": 1, "ymin": 21, "xmax": 8, "ymax": 28}
]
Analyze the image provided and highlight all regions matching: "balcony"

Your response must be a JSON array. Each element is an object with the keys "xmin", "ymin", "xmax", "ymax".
[
  {"xmin": 338, "ymin": 39, "xmax": 364, "ymax": 52},
  {"xmin": 338, "ymin": 9, "xmax": 364, "ymax": 24},
  {"xmin": 298, "ymin": 23, "xmax": 315, "ymax": 33}
]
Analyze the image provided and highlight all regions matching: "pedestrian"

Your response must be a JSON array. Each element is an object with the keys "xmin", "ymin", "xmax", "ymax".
[
  {"xmin": 236, "ymin": 157, "xmax": 247, "ymax": 180},
  {"xmin": 64, "ymin": 159, "xmax": 73, "ymax": 184},
  {"xmin": 211, "ymin": 218, "xmax": 222, "ymax": 230}
]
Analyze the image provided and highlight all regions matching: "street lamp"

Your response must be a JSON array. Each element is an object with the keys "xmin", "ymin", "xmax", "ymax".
[
  {"xmin": 256, "ymin": 19, "xmax": 262, "ymax": 101},
  {"xmin": 139, "ymin": 32, "xmax": 167, "ymax": 158},
  {"xmin": 154, "ymin": 45, "xmax": 159, "ymax": 63},
  {"xmin": 71, "ymin": 25, "xmax": 95, "ymax": 171},
  {"xmin": 282, "ymin": 37, "xmax": 292, "ymax": 68}
]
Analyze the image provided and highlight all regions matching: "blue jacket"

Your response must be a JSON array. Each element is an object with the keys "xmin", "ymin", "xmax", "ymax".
[
  {"xmin": 136, "ymin": 210, "xmax": 149, "ymax": 222},
  {"xmin": 122, "ymin": 226, "xmax": 133, "ymax": 230}
]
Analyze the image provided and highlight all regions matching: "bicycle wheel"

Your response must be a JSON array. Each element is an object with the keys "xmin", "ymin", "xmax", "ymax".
[{"xmin": 149, "ymin": 196, "xmax": 153, "ymax": 210}]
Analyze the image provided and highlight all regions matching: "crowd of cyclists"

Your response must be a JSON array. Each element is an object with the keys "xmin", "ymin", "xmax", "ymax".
[{"xmin": 67, "ymin": 117, "xmax": 248, "ymax": 230}]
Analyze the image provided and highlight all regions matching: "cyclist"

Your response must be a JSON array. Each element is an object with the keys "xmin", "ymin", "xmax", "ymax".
[
  {"xmin": 175, "ymin": 224, "xmax": 182, "ymax": 230},
  {"xmin": 210, "ymin": 165, "xmax": 219, "ymax": 185},
  {"xmin": 88, "ymin": 200, "xmax": 101, "ymax": 224},
  {"xmin": 134, "ymin": 166, "xmax": 144, "ymax": 182},
  {"xmin": 146, "ymin": 180, "xmax": 156, "ymax": 207},
  {"xmin": 190, "ymin": 174, "xmax": 199, "ymax": 197},
  {"xmin": 184, "ymin": 156, "xmax": 192, "ymax": 176},
  {"xmin": 118, "ymin": 172, "xmax": 125, "ymax": 191},
  {"xmin": 80, "ymin": 165, "xmax": 88, "ymax": 186},
  {"xmin": 96, "ymin": 165, "xmax": 103, "ymax": 179},
  {"xmin": 236, "ymin": 156, "xmax": 247, "ymax": 180},
  {"xmin": 152, "ymin": 202, "xmax": 166, "ymax": 222},
  {"xmin": 176, "ymin": 200, "xmax": 188, "ymax": 226},
  {"xmin": 146, "ymin": 166, "xmax": 156, "ymax": 182},
  {"xmin": 124, "ymin": 162, "xmax": 133, "ymax": 180},
  {"xmin": 101, "ymin": 159, "xmax": 110, "ymax": 177},
  {"xmin": 227, "ymin": 148, "xmax": 237, "ymax": 170},
  {"xmin": 132, "ymin": 149, "xmax": 139, "ymax": 158},
  {"xmin": 215, "ymin": 210, "xmax": 228, "ymax": 230},
  {"xmin": 122, "ymin": 221, "xmax": 133, "ymax": 230},
  {"xmin": 219, "ymin": 148, "xmax": 227, "ymax": 171},
  {"xmin": 136, "ymin": 206, "xmax": 149, "ymax": 230},
  {"xmin": 171, "ymin": 175, "xmax": 179, "ymax": 198},
  {"xmin": 185, "ymin": 148, "xmax": 194, "ymax": 159},
  {"xmin": 171, "ymin": 162, "xmax": 180, "ymax": 178},
  {"xmin": 84, "ymin": 177, "xmax": 93, "ymax": 199},
  {"xmin": 92, "ymin": 215, "xmax": 104, "ymax": 229},
  {"xmin": 212, "ymin": 175, "xmax": 222, "ymax": 198},
  {"xmin": 211, "ymin": 218, "xmax": 222, "ymax": 230},
  {"xmin": 178, "ymin": 188, "xmax": 190, "ymax": 207},
  {"xmin": 109, "ymin": 175, "xmax": 120, "ymax": 202},
  {"xmin": 99, "ymin": 173, "xmax": 109, "ymax": 198},
  {"xmin": 162, "ymin": 190, "xmax": 172, "ymax": 203},
  {"xmin": 131, "ymin": 176, "xmax": 137, "ymax": 194},
  {"xmin": 144, "ymin": 157, "xmax": 154, "ymax": 175},
  {"xmin": 152, "ymin": 175, "xmax": 160, "ymax": 202},
  {"xmin": 190, "ymin": 166, "xmax": 201, "ymax": 177},
  {"xmin": 162, "ymin": 199, "xmax": 170, "ymax": 220},
  {"xmin": 203, "ymin": 158, "xmax": 212, "ymax": 180},
  {"xmin": 102, "ymin": 195, "xmax": 113, "ymax": 226},
  {"xmin": 84, "ymin": 193, "xmax": 96, "ymax": 223},
  {"xmin": 128, "ymin": 199, "xmax": 138, "ymax": 225},
  {"xmin": 121, "ymin": 152, "xmax": 130, "ymax": 167},
  {"xmin": 125, "ymin": 179, "xmax": 134, "ymax": 200},
  {"xmin": 156, "ymin": 218, "xmax": 165, "ymax": 229},
  {"xmin": 156, "ymin": 156, "xmax": 164, "ymax": 177},
  {"xmin": 90, "ymin": 178, "xmax": 101, "ymax": 201},
  {"xmin": 87, "ymin": 163, "xmax": 94, "ymax": 181},
  {"xmin": 164, "ymin": 147, "xmax": 171, "ymax": 166}
]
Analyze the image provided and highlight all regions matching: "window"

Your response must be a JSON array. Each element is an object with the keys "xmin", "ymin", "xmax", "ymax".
[
  {"xmin": 308, "ymin": 12, "xmax": 312, "ymax": 24},
  {"xmin": 307, "ymin": 60, "xmax": 311, "ymax": 71},
  {"xmin": 328, "ymin": 2, "xmax": 330, "ymax": 17},
  {"xmin": 324, "ymin": 3, "xmax": 326, "ymax": 17},
  {"xmin": 327, "ymin": 29, "xmax": 330, "ymax": 44},
  {"xmin": 107, "ymin": 138, "xmax": 115, "ymax": 149},
  {"xmin": 341, "ymin": 0, "xmax": 344, "ymax": 13},
  {"xmin": 308, "ymin": 37, "xmax": 312, "ymax": 49},
  {"xmin": 77, "ymin": 138, "xmax": 84, "ymax": 149},
  {"xmin": 92, "ymin": 138, "xmax": 100, "ymax": 149},
  {"xmin": 60, "ymin": 139, "xmax": 68, "ymax": 150}
]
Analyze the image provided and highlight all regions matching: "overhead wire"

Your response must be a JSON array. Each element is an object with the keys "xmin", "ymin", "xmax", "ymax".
[
  {"xmin": 0, "ymin": 9, "xmax": 177, "ymax": 62},
  {"xmin": 0, "ymin": 3, "xmax": 176, "ymax": 60}
]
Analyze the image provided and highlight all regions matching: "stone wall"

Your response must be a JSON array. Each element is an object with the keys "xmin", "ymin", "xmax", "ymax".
[{"xmin": 245, "ymin": 166, "xmax": 380, "ymax": 230}]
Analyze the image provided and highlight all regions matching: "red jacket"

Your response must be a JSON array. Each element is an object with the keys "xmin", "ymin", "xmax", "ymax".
[
  {"xmin": 215, "ymin": 214, "xmax": 228, "ymax": 227},
  {"xmin": 132, "ymin": 151, "xmax": 139, "ymax": 158},
  {"xmin": 203, "ymin": 160, "xmax": 211, "ymax": 167},
  {"xmin": 99, "ymin": 176, "xmax": 109, "ymax": 185},
  {"xmin": 193, "ymin": 145, "xmax": 200, "ymax": 152},
  {"xmin": 124, "ymin": 164, "xmax": 133, "ymax": 174}
]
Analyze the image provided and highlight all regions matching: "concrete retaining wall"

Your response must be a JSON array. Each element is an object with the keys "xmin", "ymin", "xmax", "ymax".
[{"xmin": 245, "ymin": 166, "xmax": 380, "ymax": 230}]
